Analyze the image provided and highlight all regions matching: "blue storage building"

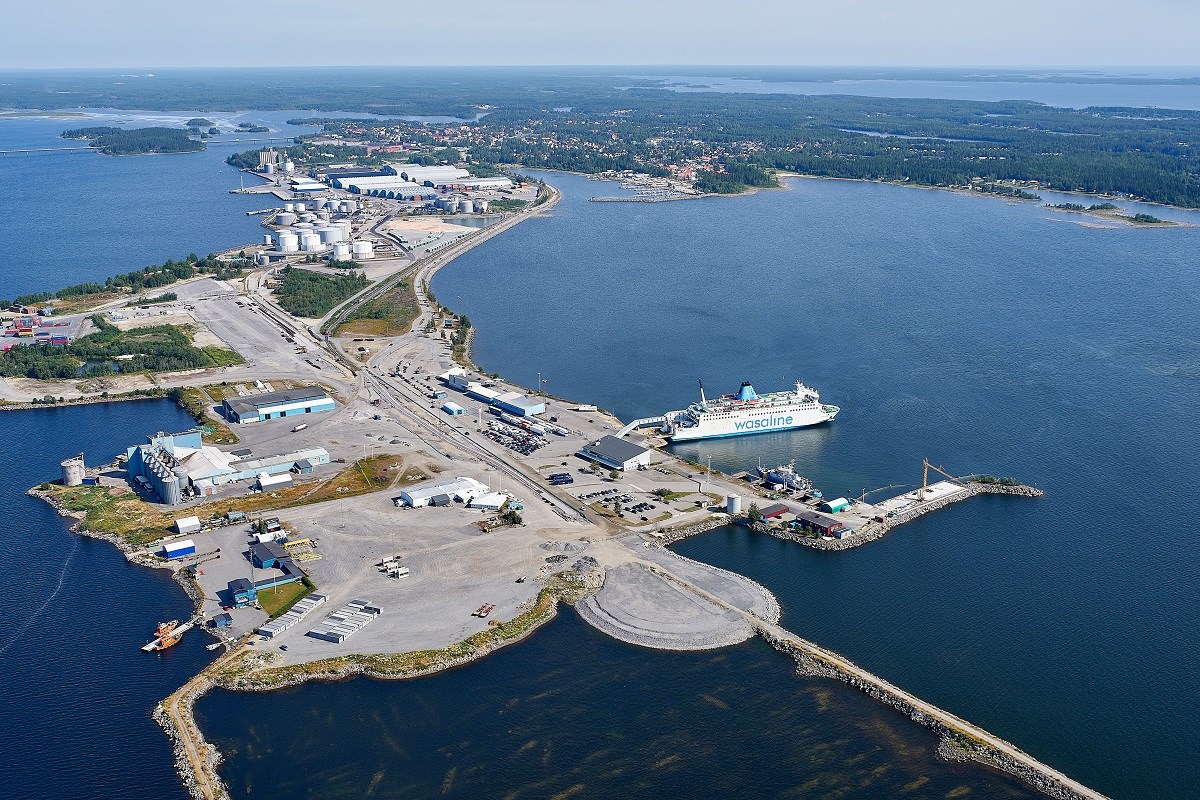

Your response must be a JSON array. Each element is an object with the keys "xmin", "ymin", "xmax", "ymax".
[{"xmin": 222, "ymin": 386, "xmax": 336, "ymax": 424}]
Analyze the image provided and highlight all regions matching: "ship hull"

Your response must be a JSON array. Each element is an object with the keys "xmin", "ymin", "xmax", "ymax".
[{"xmin": 669, "ymin": 410, "xmax": 835, "ymax": 442}]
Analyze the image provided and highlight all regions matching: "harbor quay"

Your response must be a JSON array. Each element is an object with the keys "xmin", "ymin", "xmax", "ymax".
[{"xmin": 22, "ymin": 176, "xmax": 1086, "ymax": 800}]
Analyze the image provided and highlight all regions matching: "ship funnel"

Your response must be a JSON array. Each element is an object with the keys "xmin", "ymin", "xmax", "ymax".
[{"xmin": 736, "ymin": 382, "xmax": 758, "ymax": 401}]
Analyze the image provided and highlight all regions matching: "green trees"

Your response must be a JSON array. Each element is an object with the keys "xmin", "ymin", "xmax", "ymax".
[
  {"xmin": 274, "ymin": 268, "xmax": 369, "ymax": 318},
  {"xmin": 62, "ymin": 126, "xmax": 204, "ymax": 155},
  {"xmin": 747, "ymin": 503, "xmax": 763, "ymax": 523}
]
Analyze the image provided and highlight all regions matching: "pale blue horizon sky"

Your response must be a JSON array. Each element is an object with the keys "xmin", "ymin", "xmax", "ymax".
[{"xmin": 1, "ymin": 0, "xmax": 1198, "ymax": 69}]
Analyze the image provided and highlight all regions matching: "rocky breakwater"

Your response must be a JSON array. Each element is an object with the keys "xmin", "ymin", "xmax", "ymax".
[{"xmin": 759, "ymin": 625, "xmax": 1107, "ymax": 800}]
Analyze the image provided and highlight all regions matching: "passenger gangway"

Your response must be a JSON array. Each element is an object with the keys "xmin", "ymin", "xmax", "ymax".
[{"xmin": 616, "ymin": 416, "xmax": 667, "ymax": 438}]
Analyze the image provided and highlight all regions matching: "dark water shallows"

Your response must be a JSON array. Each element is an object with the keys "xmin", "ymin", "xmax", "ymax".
[
  {"xmin": 0, "ymin": 400, "xmax": 210, "ymax": 800},
  {"xmin": 197, "ymin": 611, "xmax": 1041, "ymax": 800},
  {"xmin": 430, "ymin": 171, "xmax": 1200, "ymax": 798}
]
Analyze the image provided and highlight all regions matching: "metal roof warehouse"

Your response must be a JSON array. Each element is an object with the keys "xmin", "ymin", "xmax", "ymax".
[
  {"xmin": 576, "ymin": 435, "xmax": 653, "ymax": 471},
  {"xmin": 222, "ymin": 386, "xmax": 335, "ymax": 424}
]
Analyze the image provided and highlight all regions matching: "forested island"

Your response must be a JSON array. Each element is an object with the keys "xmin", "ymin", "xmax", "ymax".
[
  {"xmin": 1046, "ymin": 201, "xmax": 1173, "ymax": 225},
  {"xmin": 61, "ymin": 125, "xmax": 204, "ymax": 155},
  {"xmin": 12, "ymin": 67, "xmax": 1198, "ymax": 204}
]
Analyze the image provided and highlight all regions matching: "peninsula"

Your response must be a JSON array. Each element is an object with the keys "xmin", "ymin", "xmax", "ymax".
[{"xmin": 11, "ymin": 148, "xmax": 1103, "ymax": 800}]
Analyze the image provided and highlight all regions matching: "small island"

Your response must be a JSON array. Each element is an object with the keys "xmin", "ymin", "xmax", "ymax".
[
  {"xmin": 186, "ymin": 117, "xmax": 215, "ymax": 128},
  {"xmin": 61, "ymin": 126, "xmax": 205, "ymax": 155},
  {"xmin": 1047, "ymin": 201, "xmax": 1176, "ymax": 226}
]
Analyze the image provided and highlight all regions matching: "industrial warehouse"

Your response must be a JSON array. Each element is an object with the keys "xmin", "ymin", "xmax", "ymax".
[
  {"xmin": 221, "ymin": 386, "xmax": 335, "ymax": 424},
  {"xmin": 124, "ymin": 430, "xmax": 330, "ymax": 504}
]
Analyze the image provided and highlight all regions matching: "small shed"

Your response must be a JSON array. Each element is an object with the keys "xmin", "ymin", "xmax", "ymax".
[
  {"xmin": 442, "ymin": 401, "xmax": 465, "ymax": 416},
  {"xmin": 175, "ymin": 516, "xmax": 202, "ymax": 535},
  {"xmin": 212, "ymin": 612, "xmax": 233, "ymax": 628},
  {"xmin": 292, "ymin": 458, "xmax": 316, "ymax": 474}
]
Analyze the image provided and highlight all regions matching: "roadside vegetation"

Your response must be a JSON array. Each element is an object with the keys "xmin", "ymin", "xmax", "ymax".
[
  {"xmin": 273, "ymin": 267, "xmax": 369, "ymax": 319},
  {"xmin": 337, "ymin": 278, "xmax": 419, "ymax": 336},
  {"xmin": 0, "ymin": 316, "xmax": 243, "ymax": 380}
]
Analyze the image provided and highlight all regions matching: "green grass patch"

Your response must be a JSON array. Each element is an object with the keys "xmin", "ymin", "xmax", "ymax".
[
  {"xmin": 198, "ymin": 346, "xmax": 244, "ymax": 367},
  {"xmin": 337, "ymin": 278, "xmax": 420, "ymax": 337},
  {"xmin": 259, "ymin": 579, "xmax": 313, "ymax": 618}
]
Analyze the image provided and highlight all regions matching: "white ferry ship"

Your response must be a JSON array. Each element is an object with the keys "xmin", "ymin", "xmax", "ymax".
[{"xmin": 664, "ymin": 381, "xmax": 839, "ymax": 442}]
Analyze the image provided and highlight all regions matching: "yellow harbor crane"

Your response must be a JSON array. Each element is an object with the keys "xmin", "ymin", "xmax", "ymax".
[{"xmin": 918, "ymin": 458, "xmax": 966, "ymax": 501}]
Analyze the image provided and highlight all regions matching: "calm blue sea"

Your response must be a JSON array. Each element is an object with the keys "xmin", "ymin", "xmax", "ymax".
[
  {"xmin": 430, "ymin": 171, "xmax": 1200, "ymax": 799},
  {"xmin": 0, "ymin": 400, "xmax": 206, "ymax": 800},
  {"xmin": 2, "ymin": 81, "xmax": 1198, "ymax": 799}
]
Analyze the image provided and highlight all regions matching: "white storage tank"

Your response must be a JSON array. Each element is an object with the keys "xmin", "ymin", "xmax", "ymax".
[
  {"xmin": 295, "ymin": 202, "xmax": 306, "ymax": 212},
  {"xmin": 475, "ymin": 199, "xmax": 489, "ymax": 213},
  {"xmin": 331, "ymin": 242, "xmax": 351, "ymax": 260},
  {"xmin": 262, "ymin": 234, "xmax": 274, "ymax": 246},
  {"xmin": 336, "ymin": 220, "xmax": 352, "ymax": 237},
  {"xmin": 726, "ymin": 495, "xmax": 742, "ymax": 515},
  {"xmin": 340, "ymin": 201, "xmax": 355, "ymax": 213},
  {"xmin": 351, "ymin": 240, "xmax": 374, "ymax": 259},
  {"xmin": 300, "ymin": 212, "xmax": 317, "ymax": 223},
  {"xmin": 317, "ymin": 210, "xmax": 331, "ymax": 222},
  {"xmin": 284, "ymin": 203, "xmax": 295, "ymax": 212},
  {"xmin": 301, "ymin": 233, "xmax": 322, "ymax": 252},
  {"xmin": 276, "ymin": 231, "xmax": 299, "ymax": 252},
  {"xmin": 276, "ymin": 211, "xmax": 298, "ymax": 226},
  {"xmin": 317, "ymin": 226, "xmax": 344, "ymax": 244},
  {"xmin": 283, "ymin": 161, "xmax": 295, "ymax": 174},
  {"xmin": 255, "ymin": 252, "xmax": 270, "ymax": 265}
]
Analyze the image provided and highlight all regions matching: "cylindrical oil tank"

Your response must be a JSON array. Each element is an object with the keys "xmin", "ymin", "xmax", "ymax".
[
  {"xmin": 283, "ymin": 161, "xmax": 295, "ymax": 174},
  {"xmin": 336, "ymin": 220, "xmax": 352, "ymax": 237},
  {"xmin": 284, "ymin": 202, "xmax": 295, "ymax": 212},
  {"xmin": 262, "ymin": 234, "xmax": 274, "ymax": 246},
  {"xmin": 351, "ymin": 240, "xmax": 374, "ymax": 259},
  {"xmin": 275, "ymin": 212, "xmax": 297, "ymax": 226},
  {"xmin": 317, "ymin": 226, "xmax": 343, "ymax": 244},
  {"xmin": 299, "ymin": 212, "xmax": 317, "ymax": 223},
  {"xmin": 726, "ymin": 495, "xmax": 742, "ymax": 515},
  {"xmin": 340, "ymin": 201, "xmax": 355, "ymax": 213},
  {"xmin": 262, "ymin": 163, "xmax": 274, "ymax": 175},
  {"xmin": 61, "ymin": 453, "xmax": 85, "ymax": 487},
  {"xmin": 475, "ymin": 199, "xmax": 489, "ymax": 213},
  {"xmin": 276, "ymin": 231, "xmax": 299, "ymax": 252},
  {"xmin": 255, "ymin": 252, "xmax": 270, "ymax": 266},
  {"xmin": 295, "ymin": 202, "xmax": 306, "ymax": 212},
  {"xmin": 300, "ymin": 233, "xmax": 322, "ymax": 252},
  {"xmin": 331, "ymin": 242, "xmax": 351, "ymax": 260}
]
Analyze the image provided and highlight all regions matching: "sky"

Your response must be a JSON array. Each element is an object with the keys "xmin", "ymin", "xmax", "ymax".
[{"xmin": 0, "ymin": 0, "xmax": 1198, "ymax": 69}]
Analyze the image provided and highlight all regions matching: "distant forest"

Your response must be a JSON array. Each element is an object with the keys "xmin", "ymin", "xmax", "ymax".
[
  {"xmin": 6, "ymin": 68, "xmax": 1197, "ymax": 205},
  {"xmin": 61, "ymin": 125, "xmax": 203, "ymax": 155}
]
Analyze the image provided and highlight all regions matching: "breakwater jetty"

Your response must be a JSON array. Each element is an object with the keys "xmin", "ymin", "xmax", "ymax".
[{"xmin": 757, "ymin": 623, "xmax": 1107, "ymax": 800}]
